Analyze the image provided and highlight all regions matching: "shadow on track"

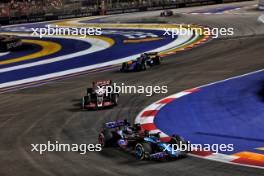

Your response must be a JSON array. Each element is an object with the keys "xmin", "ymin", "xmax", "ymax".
[
  {"xmin": 99, "ymin": 148, "xmax": 188, "ymax": 166},
  {"xmin": 68, "ymin": 99, "xmax": 116, "ymax": 112}
]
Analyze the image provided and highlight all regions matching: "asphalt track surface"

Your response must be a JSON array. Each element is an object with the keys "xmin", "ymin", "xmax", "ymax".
[{"xmin": 0, "ymin": 1, "xmax": 264, "ymax": 176}]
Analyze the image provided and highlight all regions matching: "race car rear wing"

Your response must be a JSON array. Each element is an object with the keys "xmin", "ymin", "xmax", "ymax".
[
  {"xmin": 104, "ymin": 120, "xmax": 130, "ymax": 129},
  {"xmin": 93, "ymin": 80, "xmax": 112, "ymax": 87}
]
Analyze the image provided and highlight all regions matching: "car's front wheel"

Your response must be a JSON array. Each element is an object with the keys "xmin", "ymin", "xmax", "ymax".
[
  {"xmin": 135, "ymin": 142, "xmax": 153, "ymax": 160},
  {"xmin": 170, "ymin": 135, "xmax": 190, "ymax": 156},
  {"xmin": 99, "ymin": 129, "xmax": 114, "ymax": 147}
]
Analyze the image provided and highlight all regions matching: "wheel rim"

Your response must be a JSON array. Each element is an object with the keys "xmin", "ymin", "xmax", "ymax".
[{"xmin": 135, "ymin": 145, "xmax": 144, "ymax": 159}]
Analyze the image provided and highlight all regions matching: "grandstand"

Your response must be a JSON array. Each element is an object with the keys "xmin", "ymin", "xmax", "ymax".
[
  {"xmin": 0, "ymin": 0, "xmax": 179, "ymax": 18},
  {"xmin": 0, "ymin": 0, "xmax": 245, "ymax": 25}
]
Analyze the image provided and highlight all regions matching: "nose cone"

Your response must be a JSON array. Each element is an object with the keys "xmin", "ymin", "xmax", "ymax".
[{"xmin": 96, "ymin": 87, "xmax": 105, "ymax": 95}]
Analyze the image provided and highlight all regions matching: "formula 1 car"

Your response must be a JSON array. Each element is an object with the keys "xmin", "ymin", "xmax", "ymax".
[
  {"xmin": 81, "ymin": 80, "xmax": 119, "ymax": 109},
  {"xmin": 120, "ymin": 52, "xmax": 161, "ymax": 72},
  {"xmin": 0, "ymin": 35, "xmax": 22, "ymax": 51},
  {"xmin": 98, "ymin": 120, "xmax": 143, "ymax": 147},
  {"xmin": 160, "ymin": 10, "xmax": 173, "ymax": 17},
  {"xmin": 134, "ymin": 133, "xmax": 189, "ymax": 160},
  {"xmin": 98, "ymin": 120, "xmax": 189, "ymax": 160}
]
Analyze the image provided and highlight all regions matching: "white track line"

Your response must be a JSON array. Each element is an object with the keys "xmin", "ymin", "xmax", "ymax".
[
  {"xmin": 0, "ymin": 52, "xmax": 10, "ymax": 57},
  {"xmin": 0, "ymin": 34, "xmax": 111, "ymax": 74},
  {"xmin": 135, "ymin": 68, "xmax": 264, "ymax": 169},
  {"xmin": 0, "ymin": 26, "xmax": 196, "ymax": 89}
]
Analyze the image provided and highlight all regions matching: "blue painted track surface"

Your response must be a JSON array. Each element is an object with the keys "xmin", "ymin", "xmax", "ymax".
[
  {"xmin": 0, "ymin": 23, "xmax": 177, "ymax": 85},
  {"xmin": 0, "ymin": 37, "xmax": 92, "ymax": 68},
  {"xmin": 155, "ymin": 71, "xmax": 264, "ymax": 154}
]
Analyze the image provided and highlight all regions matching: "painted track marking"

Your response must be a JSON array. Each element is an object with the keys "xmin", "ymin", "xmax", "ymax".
[{"xmin": 135, "ymin": 68, "xmax": 264, "ymax": 169}]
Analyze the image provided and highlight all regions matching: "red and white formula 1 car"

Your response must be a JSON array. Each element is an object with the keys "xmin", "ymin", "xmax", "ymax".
[{"xmin": 81, "ymin": 80, "xmax": 119, "ymax": 109}]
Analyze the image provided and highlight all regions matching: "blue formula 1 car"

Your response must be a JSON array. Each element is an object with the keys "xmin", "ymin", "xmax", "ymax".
[
  {"xmin": 120, "ymin": 52, "xmax": 161, "ymax": 72},
  {"xmin": 98, "ymin": 120, "xmax": 189, "ymax": 160},
  {"xmin": 134, "ymin": 133, "xmax": 189, "ymax": 160}
]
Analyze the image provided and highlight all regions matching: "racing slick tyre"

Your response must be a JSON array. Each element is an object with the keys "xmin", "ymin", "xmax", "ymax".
[
  {"xmin": 170, "ymin": 135, "xmax": 189, "ymax": 156},
  {"xmin": 153, "ymin": 56, "xmax": 161, "ymax": 65},
  {"xmin": 81, "ymin": 96, "xmax": 89, "ymax": 109},
  {"xmin": 82, "ymin": 94, "xmax": 92, "ymax": 109},
  {"xmin": 142, "ymin": 62, "xmax": 147, "ymax": 71},
  {"xmin": 111, "ymin": 93, "xmax": 119, "ymax": 105},
  {"xmin": 87, "ymin": 88, "xmax": 93, "ymax": 94},
  {"xmin": 120, "ymin": 62, "xmax": 127, "ymax": 72},
  {"xmin": 135, "ymin": 142, "xmax": 153, "ymax": 160},
  {"xmin": 98, "ymin": 129, "xmax": 114, "ymax": 147},
  {"xmin": 136, "ymin": 64, "xmax": 141, "ymax": 71},
  {"xmin": 136, "ymin": 62, "xmax": 146, "ymax": 71}
]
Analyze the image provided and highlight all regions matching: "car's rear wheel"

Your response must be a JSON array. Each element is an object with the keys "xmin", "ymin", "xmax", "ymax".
[
  {"xmin": 98, "ymin": 133, "xmax": 105, "ymax": 147},
  {"xmin": 87, "ymin": 88, "xmax": 93, "ymax": 94},
  {"xmin": 136, "ymin": 62, "xmax": 146, "ymax": 71},
  {"xmin": 136, "ymin": 63, "xmax": 141, "ymax": 71},
  {"xmin": 170, "ymin": 135, "xmax": 189, "ymax": 155},
  {"xmin": 135, "ymin": 142, "xmax": 152, "ymax": 160},
  {"xmin": 121, "ymin": 62, "xmax": 127, "ymax": 71},
  {"xmin": 142, "ymin": 62, "xmax": 147, "ymax": 70},
  {"xmin": 111, "ymin": 93, "xmax": 118, "ymax": 105},
  {"xmin": 81, "ymin": 96, "xmax": 90, "ymax": 109},
  {"xmin": 99, "ymin": 129, "xmax": 114, "ymax": 147},
  {"xmin": 153, "ymin": 56, "xmax": 161, "ymax": 65}
]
